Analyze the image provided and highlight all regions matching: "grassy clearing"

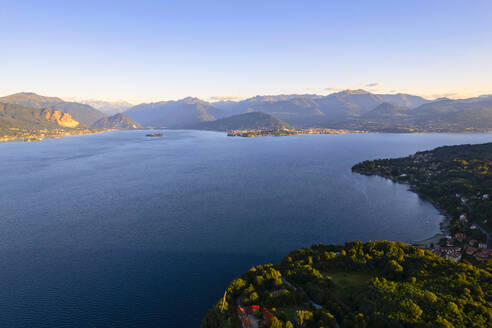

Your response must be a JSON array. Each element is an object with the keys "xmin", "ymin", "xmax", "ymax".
[{"xmin": 326, "ymin": 270, "xmax": 372, "ymax": 289}]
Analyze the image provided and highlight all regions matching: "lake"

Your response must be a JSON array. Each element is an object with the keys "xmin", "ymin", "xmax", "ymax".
[{"xmin": 0, "ymin": 131, "xmax": 490, "ymax": 327}]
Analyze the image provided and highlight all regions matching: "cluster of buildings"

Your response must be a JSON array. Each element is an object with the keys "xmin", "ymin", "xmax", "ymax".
[
  {"xmin": 237, "ymin": 305, "xmax": 275, "ymax": 328},
  {"xmin": 431, "ymin": 214, "xmax": 491, "ymax": 264},
  {"xmin": 0, "ymin": 127, "xmax": 102, "ymax": 143},
  {"xmin": 227, "ymin": 128, "xmax": 355, "ymax": 137}
]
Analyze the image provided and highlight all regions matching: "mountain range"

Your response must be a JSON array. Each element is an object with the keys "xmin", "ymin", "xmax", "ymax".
[
  {"xmin": 334, "ymin": 96, "xmax": 492, "ymax": 132},
  {"xmin": 121, "ymin": 90, "xmax": 435, "ymax": 129},
  {"xmin": 0, "ymin": 92, "xmax": 106, "ymax": 125},
  {"xmin": 1, "ymin": 90, "xmax": 491, "ymax": 133},
  {"xmin": 124, "ymin": 97, "xmax": 225, "ymax": 128}
]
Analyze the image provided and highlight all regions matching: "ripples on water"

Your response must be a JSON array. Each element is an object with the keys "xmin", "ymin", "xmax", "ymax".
[{"xmin": 0, "ymin": 131, "xmax": 490, "ymax": 327}]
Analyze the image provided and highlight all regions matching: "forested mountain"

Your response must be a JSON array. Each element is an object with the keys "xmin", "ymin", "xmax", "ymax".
[
  {"xmin": 124, "ymin": 91, "xmax": 430, "ymax": 129},
  {"xmin": 91, "ymin": 113, "xmax": 142, "ymax": 129},
  {"xmin": 334, "ymin": 96, "xmax": 492, "ymax": 132},
  {"xmin": 116, "ymin": 91, "xmax": 491, "ymax": 131},
  {"xmin": 0, "ymin": 103, "xmax": 80, "ymax": 130},
  {"xmin": 211, "ymin": 94, "xmax": 322, "ymax": 115},
  {"xmin": 212, "ymin": 91, "xmax": 386, "ymax": 127},
  {"xmin": 210, "ymin": 90, "xmax": 430, "ymax": 127},
  {"xmin": 362, "ymin": 102, "xmax": 409, "ymax": 118},
  {"xmin": 202, "ymin": 241, "xmax": 492, "ymax": 328},
  {"xmin": 243, "ymin": 98, "xmax": 325, "ymax": 126},
  {"xmin": 0, "ymin": 92, "xmax": 106, "ymax": 125},
  {"xmin": 124, "ymin": 97, "xmax": 224, "ymax": 128},
  {"xmin": 193, "ymin": 111, "xmax": 291, "ymax": 131},
  {"xmin": 376, "ymin": 93, "xmax": 429, "ymax": 108}
]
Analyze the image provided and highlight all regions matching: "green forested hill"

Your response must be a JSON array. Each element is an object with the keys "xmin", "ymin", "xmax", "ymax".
[
  {"xmin": 202, "ymin": 241, "xmax": 492, "ymax": 328},
  {"xmin": 194, "ymin": 111, "xmax": 292, "ymax": 131},
  {"xmin": 334, "ymin": 98, "xmax": 492, "ymax": 132}
]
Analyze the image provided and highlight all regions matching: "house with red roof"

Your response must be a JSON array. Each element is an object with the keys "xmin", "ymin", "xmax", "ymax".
[{"xmin": 248, "ymin": 305, "xmax": 260, "ymax": 314}]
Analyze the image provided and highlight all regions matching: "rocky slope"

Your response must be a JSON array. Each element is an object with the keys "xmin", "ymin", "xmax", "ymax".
[{"xmin": 0, "ymin": 103, "xmax": 81, "ymax": 129}]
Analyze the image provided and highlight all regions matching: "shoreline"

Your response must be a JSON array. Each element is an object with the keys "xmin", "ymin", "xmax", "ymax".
[
  {"xmin": 407, "ymin": 185, "xmax": 452, "ymax": 246},
  {"xmin": 227, "ymin": 128, "xmax": 366, "ymax": 137},
  {"xmin": 357, "ymin": 173, "xmax": 451, "ymax": 248},
  {"xmin": 0, "ymin": 128, "xmax": 114, "ymax": 143}
]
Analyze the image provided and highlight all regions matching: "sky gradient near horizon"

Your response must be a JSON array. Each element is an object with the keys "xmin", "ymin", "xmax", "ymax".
[{"xmin": 1, "ymin": 0, "xmax": 492, "ymax": 103}]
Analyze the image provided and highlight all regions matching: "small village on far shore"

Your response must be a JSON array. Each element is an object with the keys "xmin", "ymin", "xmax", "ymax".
[
  {"xmin": 227, "ymin": 128, "xmax": 365, "ymax": 137},
  {"xmin": 0, "ymin": 127, "xmax": 111, "ymax": 143}
]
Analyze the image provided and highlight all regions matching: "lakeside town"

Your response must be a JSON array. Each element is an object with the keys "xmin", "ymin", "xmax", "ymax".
[
  {"xmin": 227, "ymin": 128, "xmax": 365, "ymax": 137},
  {"xmin": 0, "ymin": 127, "xmax": 110, "ymax": 142}
]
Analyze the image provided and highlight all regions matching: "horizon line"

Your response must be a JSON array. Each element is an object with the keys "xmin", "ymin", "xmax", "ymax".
[{"xmin": 1, "ymin": 88, "xmax": 491, "ymax": 105}]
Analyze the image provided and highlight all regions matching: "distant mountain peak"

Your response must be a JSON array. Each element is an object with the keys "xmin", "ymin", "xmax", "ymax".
[
  {"xmin": 3, "ymin": 92, "xmax": 63, "ymax": 103},
  {"xmin": 337, "ymin": 89, "xmax": 371, "ymax": 95},
  {"xmin": 180, "ymin": 97, "xmax": 206, "ymax": 104}
]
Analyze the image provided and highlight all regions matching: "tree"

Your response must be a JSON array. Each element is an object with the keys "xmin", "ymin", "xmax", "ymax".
[{"xmin": 296, "ymin": 310, "xmax": 313, "ymax": 327}]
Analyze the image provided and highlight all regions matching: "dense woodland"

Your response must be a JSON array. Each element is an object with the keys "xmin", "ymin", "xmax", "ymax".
[{"xmin": 202, "ymin": 241, "xmax": 492, "ymax": 328}]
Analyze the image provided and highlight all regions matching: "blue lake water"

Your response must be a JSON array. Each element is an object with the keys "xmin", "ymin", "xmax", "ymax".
[{"xmin": 0, "ymin": 131, "xmax": 491, "ymax": 327}]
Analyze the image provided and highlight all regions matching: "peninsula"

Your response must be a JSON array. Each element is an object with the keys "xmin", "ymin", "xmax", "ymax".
[{"xmin": 202, "ymin": 241, "xmax": 491, "ymax": 328}]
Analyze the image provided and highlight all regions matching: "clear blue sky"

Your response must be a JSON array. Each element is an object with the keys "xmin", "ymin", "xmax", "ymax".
[{"xmin": 1, "ymin": 0, "xmax": 491, "ymax": 102}]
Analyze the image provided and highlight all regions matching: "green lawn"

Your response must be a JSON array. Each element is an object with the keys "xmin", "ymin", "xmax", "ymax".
[{"xmin": 326, "ymin": 270, "xmax": 372, "ymax": 289}]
